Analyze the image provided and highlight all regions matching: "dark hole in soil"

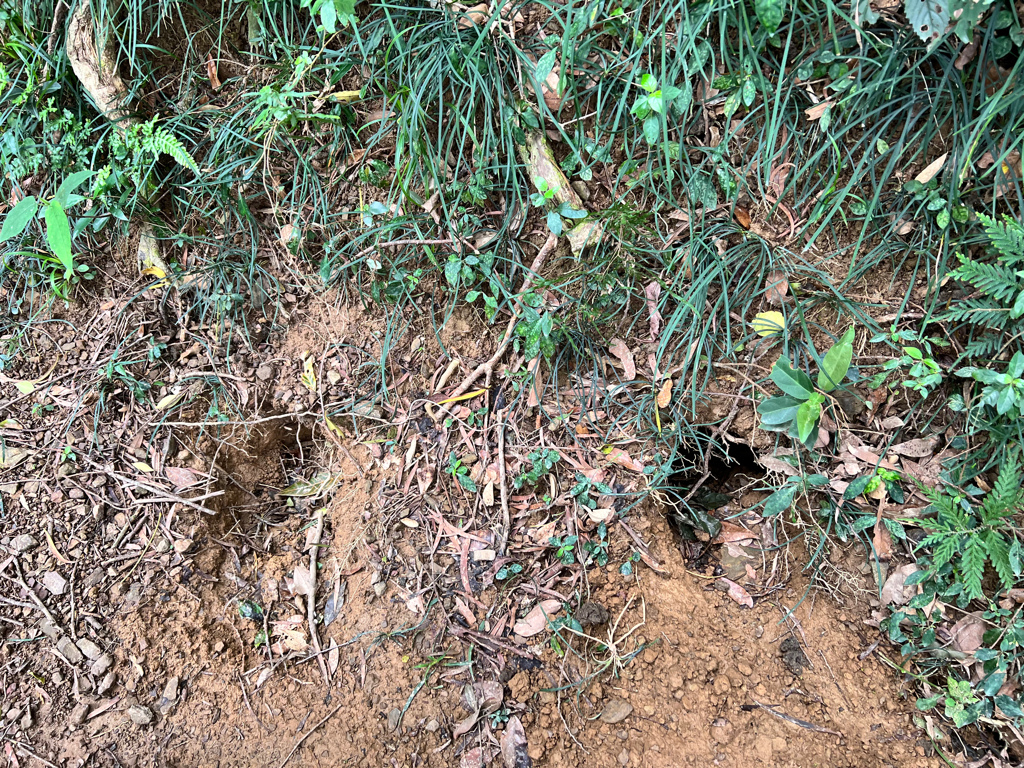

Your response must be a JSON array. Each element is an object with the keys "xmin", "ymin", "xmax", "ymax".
[{"xmin": 662, "ymin": 437, "xmax": 763, "ymax": 552}]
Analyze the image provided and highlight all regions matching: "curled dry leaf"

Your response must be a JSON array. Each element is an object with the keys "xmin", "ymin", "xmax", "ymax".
[
  {"xmin": 712, "ymin": 521, "xmax": 757, "ymax": 545},
  {"xmin": 734, "ymin": 207, "xmax": 752, "ymax": 229},
  {"xmin": 457, "ymin": 3, "xmax": 491, "ymax": 29},
  {"xmin": 950, "ymin": 613, "xmax": 985, "ymax": 655},
  {"xmin": 718, "ymin": 577, "xmax": 754, "ymax": 608},
  {"xmin": 588, "ymin": 507, "xmax": 613, "ymax": 523},
  {"xmin": 501, "ymin": 716, "xmax": 530, "ymax": 768},
  {"xmin": 804, "ymin": 101, "xmax": 831, "ymax": 120},
  {"xmin": 645, "ymin": 281, "xmax": 663, "ymax": 340},
  {"xmin": 765, "ymin": 271, "xmax": 789, "ymax": 305},
  {"xmin": 881, "ymin": 564, "xmax": 919, "ymax": 606},
  {"xmin": 608, "ymin": 338, "xmax": 636, "ymax": 381},
  {"xmin": 206, "ymin": 53, "xmax": 221, "ymax": 90},
  {"xmin": 914, "ymin": 153, "xmax": 948, "ymax": 185},
  {"xmin": 290, "ymin": 564, "xmax": 314, "ymax": 596},
  {"xmin": 656, "ymin": 378, "xmax": 673, "ymax": 408},
  {"xmin": 513, "ymin": 599, "xmax": 561, "ymax": 637},
  {"xmin": 872, "ymin": 519, "xmax": 893, "ymax": 561},
  {"xmin": 467, "ymin": 681, "xmax": 504, "ymax": 714}
]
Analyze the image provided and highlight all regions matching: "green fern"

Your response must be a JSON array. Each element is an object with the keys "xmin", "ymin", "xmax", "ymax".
[
  {"xmin": 942, "ymin": 214, "xmax": 1024, "ymax": 355},
  {"xmin": 917, "ymin": 456, "xmax": 1024, "ymax": 601},
  {"xmin": 138, "ymin": 121, "xmax": 200, "ymax": 175}
]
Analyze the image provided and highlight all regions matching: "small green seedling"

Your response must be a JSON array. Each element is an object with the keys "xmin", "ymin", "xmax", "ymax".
[
  {"xmin": 530, "ymin": 177, "xmax": 587, "ymax": 236},
  {"xmin": 757, "ymin": 327, "xmax": 855, "ymax": 447},
  {"xmin": 447, "ymin": 452, "xmax": 477, "ymax": 493},
  {"xmin": 0, "ymin": 170, "xmax": 95, "ymax": 297},
  {"xmin": 631, "ymin": 73, "xmax": 687, "ymax": 145},
  {"xmin": 549, "ymin": 535, "xmax": 578, "ymax": 565}
]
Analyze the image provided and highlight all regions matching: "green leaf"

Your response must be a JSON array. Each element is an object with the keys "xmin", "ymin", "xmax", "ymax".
[
  {"xmin": 905, "ymin": 0, "xmax": 950, "ymax": 42},
  {"xmin": 995, "ymin": 695, "xmax": 1024, "ymax": 718},
  {"xmin": 640, "ymin": 73, "xmax": 657, "ymax": 92},
  {"xmin": 981, "ymin": 672, "xmax": 1006, "ymax": 697},
  {"xmin": 320, "ymin": 0, "xmax": 337, "ymax": 32},
  {"xmin": 817, "ymin": 326, "xmax": 855, "ymax": 391},
  {"xmin": 0, "ymin": 196, "xmax": 38, "ymax": 242},
  {"xmin": 796, "ymin": 398, "xmax": 822, "ymax": 443},
  {"xmin": 536, "ymin": 49, "xmax": 558, "ymax": 84},
  {"xmin": 546, "ymin": 210, "xmax": 563, "ymax": 236},
  {"xmin": 763, "ymin": 485, "xmax": 797, "ymax": 516},
  {"xmin": 755, "ymin": 0, "xmax": 785, "ymax": 33},
  {"xmin": 756, "ymin": 396, "xmax": 803, "ymax": 426},
  {"xmin": 456, "ymin": 472, "xmax": 477, "ymax": 493},
  {"xmin": 44, "ymin": 201, "xmax": 74, "ymax": 274},
  {"xmin": 742, "ymin": 79, "xmax": 756, "ymax": 107},
  {"xmin": 916, "ymin": 695, "xmax": 943, "ymax": 711},
  {"xmin": 444, "ymin": 257, "xmax": 462, "ymax": 286},
  {"xmin": 643, "ymin": 114, "xmax": 660, "ymax": 145},
  {"xmin": 844, "ymin": 475, "xmax": 873, "ymax": 500},
  {"xmin": 770, "ymin": 358, "xmax": 814, "ymax": 400},
  {"xmin": 876, "ymin": 138, "xmax": 889, "ymax": 154},
  {"xmin": 54, "ymin": 170, "xmax": 95, "ymax": 208}
]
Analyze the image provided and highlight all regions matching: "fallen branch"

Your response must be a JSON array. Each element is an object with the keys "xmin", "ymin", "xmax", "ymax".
[
  {"xmin": 746, "ymin": 700, "xmax": 842, "ymax": 737},
  {"xmin": 306, "ymin": 510, "xmax": 330, "ymax": 686},
  {"xmin": 446, "ymin": 232, "xmax": 558, "ymax": 399}
]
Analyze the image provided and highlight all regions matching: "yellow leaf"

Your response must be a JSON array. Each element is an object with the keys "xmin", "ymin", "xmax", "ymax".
[
  {"xmin": 437, "ymin": 388, "xmax": 487, "ymax": 405},
  {"xmin": 914, "ymin": 153, "xmax": 948, "ymax": 185},
  {"xmin": 155, "ymin": 393, "xmax": 183, "ymax": 410},
  {"xmin": 141, "ymin": 266, "xmax": 166, "ymax": 279},
  {"xmin": 329, "ymin": 90, "xmax": 362, "ymax": 104},
  {"xmin": 751, "ymin": 311, "xmax": 786, "ymax": 337},
  {"xmin": 14, "ymin": 380, "xmax": 34, "ymax": 395},
  {"xmin": 301, "ymin": 355, "xmax": 317, "ymax": 392},
  {"xmin": 325, "ymin": 417, "xmax": 344, "ymax": 438},
  {"xmin": 133, "ymin": 461, "xmax": 154, "ymax": 473}
]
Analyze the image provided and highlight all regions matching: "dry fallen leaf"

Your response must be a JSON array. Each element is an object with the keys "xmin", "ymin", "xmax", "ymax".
[
  {"xmin": 588, "ymin": 507, "xmax": 613, "ymax": 523},
  {"xmin": 718, "ymin": 577, "xmax": 754, "ymax": 608},
  {"xmin": 608, "ymin": 339, "xmax": 636, "ymax": 381},
  {"xmin": 804, "ymin": 101, "xmax": 832, "ymax": 120},
  {"xmin": 712, "ymin": 521, "xmax": 756, "ymax": 545},
  {"xmin": 602, "ymin": 446, "xmax": 645, "ymax": 473},
  {"xmin": 206, "ymin": 53, "xmax": 221, "ymax": 90},
  {"xmin": 734, "ymin": 207, "xmax": 752, "ymax": 229},
  {"xmin": 914, "ymin": 153, "xmax": 948, "ymax": 185},
  {"xmin": 950, "ymin": 613, "xmax": 985, "ymax": 655},
  {"xmin": 890, "ymin": 437, "xmax": 938, "ymax": 458},
  {"xmin": 656, "ymin": 378, "xmax": 673, "ymax": 408},
  {"xmin": 164, "ymin": 466, "xmax": 199, "ymax": 489},
  {"xmin": 881, "ymin": 564, "xmax": 919, "ymax": 606},
  {"xmin": 290, "ymin": 564, "xmax": 314, "ymax": 596},
  {"xmin": 501, "ymin": 716, "xmax": 530, "ymax": 768},
  {"xmin": 645, "ymin": 281, "xmax": 663, "ymax": 340},
  {"xmin": 765, "ymin": 271, "xmax": 789, "ymax": 305},
  {"xmin": 513, "ymin": 599, "xmax": 561, "ymax": 637},
  {"xmin": 458, "ymin": 2, "xmax": 491, "ymax": 29},
  {"xmin": 872, "ymin": 519, "xmax": 893, "ymax": 561}
]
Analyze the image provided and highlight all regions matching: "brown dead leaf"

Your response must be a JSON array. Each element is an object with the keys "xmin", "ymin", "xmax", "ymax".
[
  {"xmin": 206, "ymin": 53, "xmax": 221, "ymax": 90},
  {"xmin": 914, "ymin": 153, "xmax": 948, "ymax": 185},
  {"xmin": 501, "ymin": 716, "xmax": 530, "ymax": 768},
  {"xmin": 872, "ymin": 519, "xmax": 893, "ymax": 561},
  {"xmin": 804, "ymin": 101, "xmax": 832, "ymax": 120},
  {"xmin": 890, "ymin": 437, "xmax": 938, "ymax": 458},
  {"xmin": 602, "ymin": 446, "xmax": 645, "ymax": 473},
  {"xmin": 894, "ymin": 219, "xmax": 916, "ymax": 235},
  {"xmin": 514, "ymin": 599, "xmax": 561, "ymax": 637},
  {"xmin": 881, "ymin": 564, "xmax": 919, "ymax": 606},
  {"xmin": 718, "ymin": 577, "xmax": 754, "ymax": 608},
  {"xmin": 608, "ymin": 338, "xmax": 636, "ymax": 381},
  {"xmin": 765, "ymin": 271, "xmax": 789, "ymax": 305},
  {"xmin": 528, "ymin": 520, "xmax": 559, "ymax": 544},
  {"xmin": 526, "ymin": 356, "xmax": 543, "ymax": 409},
  {"xmin": 467, "ymin": 681, "xmax": 504, "ymax": 714},
  {"xmin": 290, "ymin": 564, "xmax": 314, "ymax": 597},
  {"xmin": 712, "ymin": 521, "xmax": 756, "ymax": 545},
  {"xmin": 645, "ymin": 281, "xmax": 663, "ymax": 340},
  {"xmin": 656, "ymin": 378, "xmax": 673, "ymax": 408},
  {"xmin": 950, "ymin": 613, "xmax": 985, "ymax": 655},
  {"xmin": 458, "ymin": 3, "xmax": 490, "ymax": 29},
  {"xmin": 164, "ymin": 466, "xmax": 199, "ymax": 488},
  {"xmin": 327, "ymin": 639, "xmax": 340, "ymax": 676},
  {"xmin": 460, "ymin": 748, "xmax": 486, "ymax": 768},
  {"xmin": 734, "ymin": 207, "xmax": 752, "ymax": 229},
  {"xmin": 542, "ymin": 68, "xmax": 563, "ymax": 110}
]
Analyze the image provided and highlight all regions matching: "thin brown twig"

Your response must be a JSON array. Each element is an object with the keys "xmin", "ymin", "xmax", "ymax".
[
  {"xmin": 276, "ymin": 700, "xmax": 345, "ymax": 768},
  {"xmin": 749, "ymin": 699, "xmax": 842, "ymax": 737},
  {"xmin": 306, "ymin": 510, "xmax": 330, "ymax": 686},
  {"xmin": 446, "ymin": 233, "xmax": 558, "ymax": 399}
]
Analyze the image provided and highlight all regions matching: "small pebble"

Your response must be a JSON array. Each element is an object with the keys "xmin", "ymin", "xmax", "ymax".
[{"xmin": 128, "ymin": 705, "xmax": 153, "ymax": 726}]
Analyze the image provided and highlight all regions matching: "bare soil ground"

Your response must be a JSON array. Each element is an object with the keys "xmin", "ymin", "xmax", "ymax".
[{"xmin": 0, "ymin": 255, "xmax": 939, "ymax": 768}]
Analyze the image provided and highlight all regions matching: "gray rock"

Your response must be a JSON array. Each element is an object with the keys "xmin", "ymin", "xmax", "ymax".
[
  {"xmin": 39, "ymin": 619, "xmax": 62, "ymax": 641},
  {"xmin": 91, "ymin": 654, "xmax": 113, "ymax": 677},
  {"xmin": 41, "ymin": 571, "xmax": 67, "ymax": 596},
  {"xmin": 159, "ymin": 676, "xmax": 179, "ymax": 714},
  {"xmin": 56, "ymin": 636, "xmax": 83, "ymax": 665},
  {"xmin": 425, "ymin": 719, "xmax": 440, "ymax": 733},
  {"xmin": 256, "ymin": 364, "xmax": 274, "ymax": 381},
  {"xmin": 97, "ymin": 672, "xmax": 116, "ymax": 695},
  {"xmin": 69, "ymin": 702, "xmax": 90, "ymax": 727},
  {"xmin": 599, "ymin": 698, "xmax": 633, "ymax": 724},
  {"xmin": 11, "ymin": 534, "xmax": 37, "ymax": 553},
  {"xmin": 387, "ymin": 707, "xmax": 402, "ymax": 732},
  {"xmin": 76, "ymin": 638, "xmax": 102, "ymax": 660},
  {"xmin": 128, "ymin": 705, "xmax": 153, "ymax": 725}
]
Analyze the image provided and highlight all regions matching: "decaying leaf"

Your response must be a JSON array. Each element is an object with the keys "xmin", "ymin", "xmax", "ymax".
[
  {"xmin": 804, "ymin": 101, "xmax": 832, "ymax": 120},
  {"xmin": 501, "ymin": 716, "xmax": 530, "ymax": 768},
  {"xmin": 601, "ymin": 446, "xmax": 645, "ymax": 473},
  {"xmin": 872, "ymin": 519, "xmax": 893, "ymax": 561},
  {"xmin": 645, "ymin": 281, "xmax": 663, "ymax": 340},
  {"xmin": 765, "ymin": 271, "xmax": 789, "ymax": 305},
  {"xmin": 734, "ymin": 207, "xmax": 752, "ymax": 229},
  {"xmin": 718, "ymin": 577, "xmax": 754, "ymax": 608},
  {"xmin": 164, "ymin": 467, "xmax": 199, "ymax": 489},
  {"xmin": 656, "ymin": 378, "xmax": 673, "ymax": 408},
  {"xmin": 950, "ymin": 613, "xmax": 985, "ymax": 655},
  {"xmin": 608, "ymin": 339, "xmax": 636, "ymax": 381},
  {"xmin": 301, "ymin": 355, "xmax": 317, "ymax": 392},
  {"xmin": 751, "ymin": 311, "xmax": 786, "ymax": 337},
  {"xmin": 881, "ymin": 564, "xmax": 919, "ymax": 606},
  {"xmin": 0, "ymin": 445, "xmax": 30, "ymax": 470},
  {"xmin": 206, "ymin": 53, "xmax": 221, "ymax": 89},
  {"xmin": 513, "ymin": 599, "xmax": 561, "ymax": 637},
  {"xmin": 133, "ymin": 461, "xmax": 154, "ymax": 473},
  {"xmin": 890, "ymin": 437, "xmax": 937, "ymax": 458}
]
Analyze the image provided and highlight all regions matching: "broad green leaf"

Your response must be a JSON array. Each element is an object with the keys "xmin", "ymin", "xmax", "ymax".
[
  {"xmin": 444, "ymin": 257, "xmax": 462, "ymax": 286},
  {"xmin": 54, "ymin": 170, "xmax": 95, "ymax": 208},
  {"xmin": 763, "ymin": 485, "xmax": 797, "ymax": 516},
  {"xmin": 756, "ymin": 395, "xmax": 804, "ymax": 425},
  {"xmin": 843, "ymin": 474, "xmax": 873, "ymax": 500},
  {"xmin": 546, "ymin": 210, "xmax": 563, "ymax": 236},
  {"xmin": 905, "ymin": 0, "xmax": 949, "ymax": 42},
  {"xmin": 536, "ymin": 49, "xmax": 558, "ymax": 84},
  {"xmin": 817, "ymin": 326, "xmax": 855, "ymax": 391},
  {"xmin": 643, "ymin": 114, "xmax": 660, "ymax": 145},
  {"xmin": 640, "ymin": 73, "xmax": 657, "ymax": 92},
  {"xmin": 995, "ymin": 695, "xmax": 1024, "ymax": 718},
  {"xmin": 796, "ymin": 398, "xmax": 821, "ymax": 443},
  {"xmin": 770, "ymin": 358, "xmax": 814, "ymax": 400},
  {"xmin": 456, "ymin": 471, "xmax": 478, "ymax": 493},
  {"xmin": 0, "ymin": 195, "xmax": 38, "ymax": 242},
  {"xmin": 320, "ymin": 0, "xmax": 337, "ymax": 32},
  {"xmin": 742, "ymin": 79, "xmax": 756, "ymax": 107},
  {"xmin": 755, "ymin": 0, "xmax": 785, "ymax": 33},
  {"xmin": 916, "ymin": 695, "xmax": 943, "ymax": 711},
  {"xmin": 44, "ymin": 201, "xmax": 74, "ymax": 274}
]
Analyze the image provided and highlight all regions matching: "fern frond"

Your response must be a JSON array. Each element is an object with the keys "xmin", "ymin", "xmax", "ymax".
[
  {"xmin": 961, "ymin": 534, "xmax": 988, "ymax": 601},
  {"xmin": 948, "ymin": 254, "xmax": 1022, "ymax": 303},
  {"xmin": 982, "ymin": 451, "xmax": 1023, "ymax": 522},
  {"xmin": 962, "ymin": 334, "xmax": 1006, "ymax": 359},
  {"xmin": 942, "ymin": 298, "xmax": 1012, "ymax": 329},
  {"xmin": 984, "ymin": 530, "xmax": 1015, "ymax": 591},
  {"xmin": 979, "ymin": 213, "xmax": 1024, "ymax": 266},
  {"xmin": 142, "ymin": 125, "xmax": 200, "ymax": 175}
]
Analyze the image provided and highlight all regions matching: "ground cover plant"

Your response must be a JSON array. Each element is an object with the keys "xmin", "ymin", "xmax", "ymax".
[{"xmin": 1, "ymin": 0, "xmax": 1024, "ymax": 765}]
